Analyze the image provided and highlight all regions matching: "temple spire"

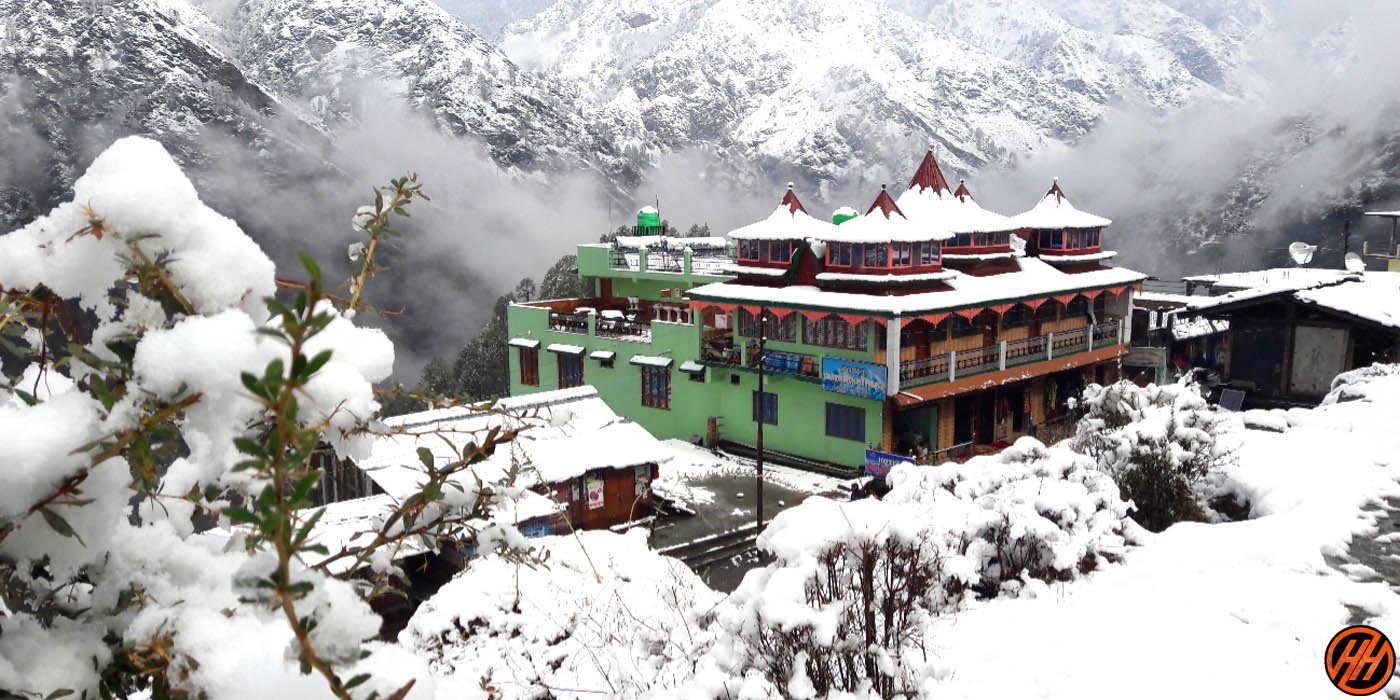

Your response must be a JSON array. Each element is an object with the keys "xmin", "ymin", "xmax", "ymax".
[
  {"xmin": 1046, "ymin": 177, "xmax": 1067, "ymax": 203},
  {"xmin": 779, "ymin": 182, "xmax": 807, "ymax": 215},
  {"xmin": 866, "ymin": 183, "xmax": 905, "ymax": 218},
  {"xmin": 908, "ymin": 148, "xmax": 952, "ymax": 194},
  {"xmin": 953, "ymin": 178, "xmax": 972, "ymax": 202}
]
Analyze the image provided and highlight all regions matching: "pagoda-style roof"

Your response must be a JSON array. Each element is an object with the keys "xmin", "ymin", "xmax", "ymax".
[
  {"xmin": 779, "ymin": 183, "xmax": 807, "ymax": 215},
  {"xmin": 866, "ymin": 185, "xmax": 905, "ymax": 218},
  {"xmin": 727, "ymin": 185, "xmax": 834, "ymax": 241},
  {"xmin": 953, "ymin": 179, "xmax": 972, "ymax": 201},
  {"xmin": 898, "ymin": 174, "xmax": 1014, "ymax": 236},
  {"xmin": 1010, "ymin": 178, "xmax": 1112, "ymax": 229},
  {"xmin": 909, "ymin": 149, "xmax": 952, "ymax": 194}
]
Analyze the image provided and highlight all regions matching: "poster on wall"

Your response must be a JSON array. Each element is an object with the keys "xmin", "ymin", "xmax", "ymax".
[
  {"xmin": 822, "ymin": 357, "xmax": 888, "ymax": 400},
  {"xmin": 634, "ymin": 465, "xmax": 652, "ymax": 496},
  {"xmin": 586, "ymin": 476, "xmax": 605, "ymax": 510}
]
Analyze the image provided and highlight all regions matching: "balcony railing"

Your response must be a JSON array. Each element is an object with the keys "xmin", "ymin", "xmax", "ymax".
[
  {"xmin": 900, "ymin": 319, "xmax": 1121, "ymax": 388},
  {"xmin": 596, "ymin": 317, "xmax": 650, "ymax": 339},
  {"xmin": 548, "ymin": 311, "xmax": 590, "ymax": 334}
]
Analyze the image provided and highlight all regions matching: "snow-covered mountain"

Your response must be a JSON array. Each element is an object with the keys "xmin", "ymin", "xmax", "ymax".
[
  {"xmin": 0, "ymin": 0, "xmax": 324, "ymax": 229},
  {"xmin": 222, "ymin": 0, "xmax": 643, "ymax": 189},
  {"xmin": 499, "ymin": 0, "xmax": 1257, "ymax": 189}
]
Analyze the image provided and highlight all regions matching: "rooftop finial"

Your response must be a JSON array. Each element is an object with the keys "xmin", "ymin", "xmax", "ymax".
[
  {"xmin": 881, "ymin": 183, "xmax": 887, "ymax": 190},
  {"xmin": 787, "ymin": 182, "xmax": 794, "ymax": 190}
]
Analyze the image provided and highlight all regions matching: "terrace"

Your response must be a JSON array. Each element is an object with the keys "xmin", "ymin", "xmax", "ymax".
[{"xmin": 899, "ymin": 318, "xmax": 1122, "ymax": 386}]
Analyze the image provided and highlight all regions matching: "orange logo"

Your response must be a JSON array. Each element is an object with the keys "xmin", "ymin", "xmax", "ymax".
[{"xmin": 1325, "ymin": 625, "xmax": 1395, "ymax": 696}]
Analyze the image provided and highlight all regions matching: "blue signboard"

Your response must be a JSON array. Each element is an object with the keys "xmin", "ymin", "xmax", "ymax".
[
  {"xmin": 821, "ymin": 357, "xmax": 888, "ymax": 400},
  {"xmin": 865, "ymin": 448, "xmax": 914, "ymax": 478}
]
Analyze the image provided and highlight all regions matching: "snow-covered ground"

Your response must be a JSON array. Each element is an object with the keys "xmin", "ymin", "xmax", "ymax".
[{"xmin": 653, "ymin": 439, "xmax": 851, "ymax": 509}]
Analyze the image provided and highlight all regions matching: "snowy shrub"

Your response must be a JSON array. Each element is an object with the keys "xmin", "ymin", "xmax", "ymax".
[
  {"xmin": 1071, "ymin": 379, "xmax": 1237, "ymax": 532},
  {"xmin": 1323, "ymin": 363, "xmax": 1400, "ymax": 405},
  {"xmin": 403, "ymin": 530, "xmax": 722, "ymax": 699},
  {"xmin": 699, "ymin": 439, "xmax": 1134, "ymax": 697},
  {"xmin": 0, "ymin": 137, "xmax": 518, "ymax": 699}
]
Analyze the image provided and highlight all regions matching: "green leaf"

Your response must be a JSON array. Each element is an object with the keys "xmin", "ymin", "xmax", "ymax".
[
  {"xmin": 417, "ymin": 447, "xmax": 434, "ymax": 470},
  {"xmin": 46, "ymin": 688, "xmax": 75, "ymax": 699},
  {"xmin": 39, "ymin": 507, "xmax": 85, "ymax": 545},
  {"xmin": 298, "ymin": 252, "xmax": 323, "ymax": 288},
  {"xmin": 302, "ymin": 349, "xmax": 333, "ymax": 379},
  {"xmin": 224, "ymin": 507, "xmax": 259, "ymax": 525}
]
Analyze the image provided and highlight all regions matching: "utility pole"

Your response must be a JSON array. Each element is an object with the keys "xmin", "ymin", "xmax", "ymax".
[{"xmin": 756, "ymin": 306, "xmax": 767, "ymax": 531}]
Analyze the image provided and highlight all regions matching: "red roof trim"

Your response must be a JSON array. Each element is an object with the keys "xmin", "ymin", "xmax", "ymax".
[
  {"xmin": 953, "ymin": 178, "xmax": 972, "ymax": 202},
  {"xmin": 866, "ymin": 186, "xmax": 906, "ymax": 219},
  {"xmin": 780, "ymin": 183, "xmax": 807, "ymax": 215},
  {"xmin": 909, "ymin": 149, "xmax": 952, "ymax": 194},
  {"xmin": 1046, "ymin": 179, "xmax": 1067, "ymax": 203}
]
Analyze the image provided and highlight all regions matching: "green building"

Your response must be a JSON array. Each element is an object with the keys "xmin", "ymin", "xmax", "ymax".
[{"xmin": 506, "ymin": 152, "xmax": 1147, "ymax": 476}]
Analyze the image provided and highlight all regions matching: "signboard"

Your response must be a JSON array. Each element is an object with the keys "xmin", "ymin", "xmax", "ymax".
[
  {"xmin": 822, "ymin": 357, "xmax": 888, "ymax": 400},
  {"xmin": 634, "ymin": 465, "xmax": 652, "ymax": 496},
  {"xmin": 1124, "ymin": 346, "xmax": 1168, "ymax": 368},
  {"xmin": 865, "ymin": 448, "xmax": 914, "ymax": 478},
  {"xmin": 586, "ymin": 476, "xmax": 605, "ymax": 511}
]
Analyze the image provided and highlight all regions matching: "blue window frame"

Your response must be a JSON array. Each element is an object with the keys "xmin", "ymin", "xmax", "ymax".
[
  {"xmin": 558, "ymin": 353, "xmax": 583, "ymax": 389},
  {"xmin": 825, "ymin": 403, "xmax": 865, "ymax": 442},
  {"xmin": 752, "ymin": 391, "xmax": 778, "ymax": 425}
]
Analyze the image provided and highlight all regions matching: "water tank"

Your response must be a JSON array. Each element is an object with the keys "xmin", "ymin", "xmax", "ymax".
[
  {"xmin": 832, "ymin": 207, "xmax": 858, "ymax": 225},
  {"xmin": 636, "ymin": 205, "xmax": 661, "ymax": 235}
]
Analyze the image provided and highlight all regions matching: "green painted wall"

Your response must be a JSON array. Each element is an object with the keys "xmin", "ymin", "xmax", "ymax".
[{"xmin": 506, "ymin": 302, "xmax": 880, "ymax": 471}]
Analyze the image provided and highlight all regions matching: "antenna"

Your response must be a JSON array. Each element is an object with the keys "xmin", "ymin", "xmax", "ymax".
[
  {"xmin": 1344, "ymin": 251, "xmax": 1366, "ymax": 273},
  {"xmin": 1288, "ymin": 241, "xmax": 1317, "ymax": 266}
]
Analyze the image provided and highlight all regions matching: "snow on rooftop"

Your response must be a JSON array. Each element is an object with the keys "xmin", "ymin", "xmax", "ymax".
[
  {"xmin": 360, "ymin": 387, "xmax": 672, "ymax": 497},
  {"xmin": 690, "ymin": 256, "xmax": 1144, "ymax": 315},
  {"xmin": 726, "ymin": 201, "xmax": 836, "ymax": 241},
  {"xmin": 1010, "ymin": 180, "xmax": 1112, "ymax": 230},
  {"xmin": 897, "ymin": 182, "xmax": 1015, "ymax": 236},
  {"xmin": 1186, "ymin": 270, "xmax": 1400, "ymax": 329},
  {"xmin": 1039, "ymin": 250, "xmax": 1118, "ymax": 264},
  {"xmin": 824, "ymin": 191, "xmax": 949, "ymax": 244},
  {"xmin": 1182, "ymin": 267, "xmax": 1351, "ymax": 290},
  {"xmin": 615, "ymin": 235, "xmax": 728, "ymax": 250}
]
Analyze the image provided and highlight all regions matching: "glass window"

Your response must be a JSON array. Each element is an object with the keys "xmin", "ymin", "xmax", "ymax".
[
  {"xmin": 739, "ymin": 309, "xmax": 798, "ymax": 342},
  {"xmin": 802, "ymin": 317, "xmax": 869, "ymax": 350},
  {"xmin": 1066, "ymin": 296, "xmax": 1088, "ymax": 316},
  {"xmin": 519, "ymin": 348, "xmax": 539, "ymax": 386},
  {"xmin": 558, "ymin": 353, "xmax": 583, "ymax": 389},
  {"xmin": 1002, "ymin": 305, "xmax": 1030, "ymax": 328},
  {"xmin": 863, "ymin": 245, "xmax": 887, "ymax": 267},
  {"xmin": 920, "ymin": 241, "xmax": 939, "ymax": 265},
  {"xmin": 752, "ymin": 391, "xmax": 778, "ymax": 425},
  {"xmin": 951, "ymin": 315, "xmax": 979, "ymax": 338},
  {"xmin": 825, "ymin": 403, "xmax": 866, "ymax": 442},
  {"xmin": 1052, "ymin": 230, "xmax": 1064, "ymax": 248},
  {"xmin": 641, "ymin": 365, "xmax": 670, "ymax": 409}
]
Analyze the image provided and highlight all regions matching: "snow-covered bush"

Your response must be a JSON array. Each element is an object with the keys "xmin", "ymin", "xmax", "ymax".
[
  {"xmin": 0, "ymin": 137, "xmax": 515, "ymax": 699},
  {"xmin": 696, "ymin": 438, "xmax": 1134, "ymax": 697},
  {"xmin": 403, "ymin": 530, "xmax": 722, "ymax": 699},
  {"xmin": 1071, "ymin": 379, "xmax": 1237, "ymax": 531}
]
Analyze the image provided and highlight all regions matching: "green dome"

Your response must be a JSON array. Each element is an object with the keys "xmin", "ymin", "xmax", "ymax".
[
  {"xmin": 832, "ymin": 207, "xmax": 859, "ymax": 225},
  {"xmin": 636, "ymin": 206, "xmax": 661, "ymax": 234}
]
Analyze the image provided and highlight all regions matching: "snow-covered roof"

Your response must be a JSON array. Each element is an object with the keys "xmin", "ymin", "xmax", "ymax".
[
  {"xmin": 508, "ymin": 337, "xmax": 540, "ymax": 349},
  {"xmin": 897, "ymin": 180, "xmax": 1015, "ymax": 236},
  {"xmin": 1187, "ymin": 270, "xmax": 1400, "ymax": 330},
  {"xmin": 815, "ymin": 270, "xmax": 959, "ymax": 284},
  {"xmin": 1010, "ymin": 180, "xmax": 1111, "ymax": 230},
  {"xmin": 689, "ymin": 257, "xmax": 1145, "ymax": 315},
  {"xmin": 546, "ymin": 343, "xmax": 585, "ymax": 355},
  {"xmin": 589, "ymin": 350, "xmax": 616, "ymax": 361},
  {"xmin": 357, "ymin": 387, "xmax": 672, "ymax": 497},
  {"xmin": 825, "ymin": 186, "xmax": 951, "ymax": 244},
  {"xmin": 629, "ymin": 355, "xmax": 674, "ymax": 367},
  {"xmin": 615, "ymin": 235, "xmax": 728, "ymax": 250},
  {"xmin": 1182, "ymin": 267, "xmax": 1351, "ymax": 291},
  {"xmin": 727, "ymin": 186, "xmax": 835, "ymax": 241},
  {"xmin": 1039, "ymin": 250, "xmax": 1118, "ymax": 264}
]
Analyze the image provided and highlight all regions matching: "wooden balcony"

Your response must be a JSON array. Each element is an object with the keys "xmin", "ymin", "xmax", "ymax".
[{"xmin": 900, "ymin": 319, "xmax": 1123, "ymax": 388}]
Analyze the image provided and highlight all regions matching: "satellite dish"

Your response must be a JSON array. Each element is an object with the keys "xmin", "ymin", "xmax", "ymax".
[
  {"xmin": 1288, "ymin": 241, "xmax": 1317, "ymax": 266},
  {"xmin": 1344, "ymin": 251, "xmax": 1366, "ymax": 273}
]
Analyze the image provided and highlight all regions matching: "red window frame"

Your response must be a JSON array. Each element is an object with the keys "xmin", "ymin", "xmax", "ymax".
[{"xmin": 519, "ymin": 348, "xmax": 539, "ymax": 386}]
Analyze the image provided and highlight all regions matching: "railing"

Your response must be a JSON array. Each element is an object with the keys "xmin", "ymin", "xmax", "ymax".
[
  {"xmin": 899, "ymin": 318, "xmax": 1124, "ymax": 388},
  {"xmin": 1051, "ymin": 326, "xmax": 1089, "ymax": 354},
  {"xmin": 596, "ymin": 317, "xmax": 650, "ymax": 339},
  {"xmin": 752, "ymin": 349, "xmax": 821, "ymax": 379},
  {"xmin": 929, "ymin": 440, "xmax": 975, "ymax": 465},
  {"xmin": 900, "ymin": 353, "xmax": 950, "ymax": 383},
  {"xmin": 1005, "ymin": 334, "xmax": 1047, "ymax": 367},
  {"xmin": 1091, "ymin": 320, "xmax": 1120, "ymax": 347},
  {"xmin": 955, "ymin": 344, "xmax": 999, "ymax": 376},
  {"xmin": 548, "ymin": 311, "xmax": 590, "ymax": 334}
]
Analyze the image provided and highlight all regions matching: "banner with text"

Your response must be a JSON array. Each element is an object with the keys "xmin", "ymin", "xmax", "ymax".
[
  {"xmin": 822, "ymin": 357, "xmax": 888, "ymax": 400},
  {"xmin": 865, "ymin": 448, "xmax": 914, "ymax": 478}
]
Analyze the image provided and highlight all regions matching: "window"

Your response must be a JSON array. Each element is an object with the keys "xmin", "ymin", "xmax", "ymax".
[
  {"xmin": 802, "ymin": 317, "xmax": 869, "ymax": 350},
  {"xmin": 309, "ymin": 449, "xmax": 380, "ymax": 506},
  {"xmin": 767, "ymin": 240, "xmax": 793, "ymax": 263},
  {"xmin": 558, "ymin": 353, "xmax": 583, "ymax": 389},
  {"xmin": 519, "ymin": 348, "xmax": 539, "ymax": 386},
  {"xmin": 919, "ymin": 241, "xmax": 939, "ymax": 265},
  {"xmin": 1002, "ymin": 305, "xmax": 1030, "ymax": 328},
  {"xmin": 892, "ymin": 243, "xmax": 912, "ymax": 267},
  {"xmin": 952, "ymin": 233, "xmax": 972, "ymax": 248},
  {"xmin": 825, "ymin": 403, "xmax": 866, "ymax": 442},
  {"xmin": 1052, "ymin": 230, "xmax": 1064, "ymax": 248},
  {"xmin": 641, "ymin": 365, "xmax": 670, "ymax": 409},
  {"xmin": 752, "ymin": 391, "xmax": 778, "ymax": 425},
  {"xmin": 738, "ymin": 240, "xmax": 755, "ymax": 260},
  {"xmin": 739, "ymin": 309, "xmax": 798, "ymax": 342},
  {"xmin": 951, "ymin": 315, "xmax": 979, "ymax": 338},
  {"xmin": 827, "ymin": 241, "xmax": 854, "ymax": 267},
  {"xmin": 1066, "ymin": 296, "xmax": 1088, "ymax": 316},
  {"xmin": 862, "ymin": 244, "xmax": 888, "ymax": 267}
]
